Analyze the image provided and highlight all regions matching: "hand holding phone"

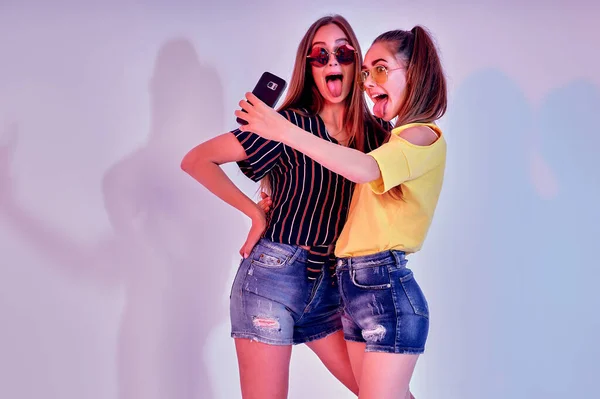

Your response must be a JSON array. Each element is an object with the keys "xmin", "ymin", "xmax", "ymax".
[{"xmin": 237, "ymin": 72, "xmax": 287, "ymax": 125}]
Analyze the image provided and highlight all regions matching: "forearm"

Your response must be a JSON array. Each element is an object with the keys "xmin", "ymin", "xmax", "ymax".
[
  {"xmin": 281, "ymin": 124, "xmax": 381, "ymax": 184},
  {"xmin": 181, "ymin": 132, "xmax": 264, "ymax": 221},
  {"xmin": 184, "ymin": 160, "xmax": 263, "ymax": 221}
]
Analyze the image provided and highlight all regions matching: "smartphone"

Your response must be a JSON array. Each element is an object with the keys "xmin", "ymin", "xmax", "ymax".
[{"xmin": 236, "ymin": 72, "xmax": 287, "ymax": 125}]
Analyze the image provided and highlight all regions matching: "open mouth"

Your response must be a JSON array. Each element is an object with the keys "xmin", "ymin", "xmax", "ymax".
[
  {"xmin": 371, "ymin": 93, "xmax": 389, "ymax": 118},
  {"xmin": 325, "ymin": 74, "xmax": 343, "ymax": 97},
  {"xmin": 372, "ymin": 93, "xmax": 388, "ymax": 101}
]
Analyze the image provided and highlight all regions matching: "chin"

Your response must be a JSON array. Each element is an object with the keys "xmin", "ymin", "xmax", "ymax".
[
  {"xmin": 384, "ymin": 104, "xmax": 400, "ymax": 122},
  {"xmin": 328, "ymin": 95, "xmax": 347, "ymax": 104},
  {"xmin": 335, "ymin": 87, "xmax": 353, "ymax": 104}
]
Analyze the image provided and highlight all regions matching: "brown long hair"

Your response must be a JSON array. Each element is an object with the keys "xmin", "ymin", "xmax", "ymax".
[
  {"xmin": 373, "ymin": 26, "xmax": 447, "ymax": 198},
  {"xmin": 374, "ymin": 26, "xmax": 447, "ymax": 127},
  {"xmin": 260, "ymin": 14, "xmax": 383, "ymax": 194}
]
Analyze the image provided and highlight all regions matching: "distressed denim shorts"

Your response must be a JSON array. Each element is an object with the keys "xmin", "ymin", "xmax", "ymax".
[
  {"xmin": 230, "ymin": 239, "xmax": 342, "ymax": 345},
  {"xmin": 336, "ymin": 250, "xmax": 429, "ymax": 354}
]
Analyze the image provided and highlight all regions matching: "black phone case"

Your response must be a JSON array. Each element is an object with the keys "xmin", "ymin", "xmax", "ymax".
[{"xmin": 237, "ymin": 72, "xmax": 287, "ymax": 125}]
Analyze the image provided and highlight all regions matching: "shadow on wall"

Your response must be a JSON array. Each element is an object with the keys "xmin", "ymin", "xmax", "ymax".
[
  {"xmin": 0, "ymin": 38, "xmax": 245, "ymax": 399},
  {"xmin": 422, "ymin": 68, "xmax": 599, "ymax": 399}
]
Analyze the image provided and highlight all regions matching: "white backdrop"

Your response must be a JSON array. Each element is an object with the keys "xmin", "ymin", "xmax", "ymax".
[{"xmin": 1, "ymin": 1, "xmax": 598, "ymax": 398}]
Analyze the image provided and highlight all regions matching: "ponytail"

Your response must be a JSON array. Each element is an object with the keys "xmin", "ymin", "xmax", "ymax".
[{"xmin": 373, "ymin": 25, "xmax": 447, "ymax": 126}]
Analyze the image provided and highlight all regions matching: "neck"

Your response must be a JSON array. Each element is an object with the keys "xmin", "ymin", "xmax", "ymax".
[{"xmin": 319, "ymin": 101, "xmax": 347, "ymax": 136}]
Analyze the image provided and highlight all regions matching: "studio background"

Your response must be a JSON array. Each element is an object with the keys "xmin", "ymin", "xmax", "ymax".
[{"xmin": 1, "ymin": 1, "xmax": 598, "ymax": 398}]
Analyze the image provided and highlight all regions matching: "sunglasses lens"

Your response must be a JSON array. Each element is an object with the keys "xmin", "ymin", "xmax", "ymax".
[
  {"xmin": 359, "ymin": 66, "xmax": 388, "ymax": 90},
  {"xmin": 335, "ymin": 45, "xmax": 355, "ymax": 65},
  {"xmin": 373, "ymin": 65, "xmax": 388, "ymax": 84},
  {"xmin": 307, "ymin": 47, "xmax": 329, "ymax": 67}
]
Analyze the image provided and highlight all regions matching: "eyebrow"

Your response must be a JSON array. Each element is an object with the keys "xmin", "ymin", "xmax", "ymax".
[
  {"xmin": 312, "ymin": 38, "xmax": 348, "ymax": 47},
  {"xmin": 362, "ymin": 58, "xmax": 389, "ymax": 69}
]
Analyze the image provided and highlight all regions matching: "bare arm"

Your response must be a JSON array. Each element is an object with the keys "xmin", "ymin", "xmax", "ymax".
[
  {"xmin": 277, "ymin": 123, "xmax": 381, "ymax": 184},
  {"xmin": 181, "ymin": 132, "xmax": 264, "ymax": 222},
  {"xmin": 181, "ymin": 132, "xmax": 268, "ymax": 257},
  {"xmin": 234, "ymin": 93, "xmax": 439, "ymax": 184}
]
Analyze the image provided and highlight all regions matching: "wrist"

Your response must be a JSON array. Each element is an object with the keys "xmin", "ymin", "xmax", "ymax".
[{"xmin": 248, "ymin": 203, "xmax": 266, "ymax": 223}]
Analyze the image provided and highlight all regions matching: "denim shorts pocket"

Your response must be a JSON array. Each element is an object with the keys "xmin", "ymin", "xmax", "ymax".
[
  {"xmin": 350, "ymin": 264, "xmax": 392, "ymax": 290},
  {"xmin": 251, "ymin": 248, "xmax": 289, "ymax": 269},
  {"xmin": 399, "ymin": 270, "xmax": 429, "ymax": 318}
]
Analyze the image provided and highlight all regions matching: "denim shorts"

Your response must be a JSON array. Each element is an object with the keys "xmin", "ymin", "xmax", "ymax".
[
  {"xmin": 336, "ymin": 250, "xmax": 429, "ymax": 354},
  {"xmin": 230, "ymin": 239, "xmax": 342, "ymax": 345}
]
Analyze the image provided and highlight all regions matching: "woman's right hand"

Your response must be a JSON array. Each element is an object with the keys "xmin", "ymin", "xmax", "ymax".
[
  {"xmin": 239, "ymin": 205, "xmax": 267, "ymax": 259},
  {"xmin": 238, "ymin": 193, "xmax": 272, "ymax": 258},
  {"xmin": 256, "ymin": 191, "xmax": 272, "ymax": 213}
]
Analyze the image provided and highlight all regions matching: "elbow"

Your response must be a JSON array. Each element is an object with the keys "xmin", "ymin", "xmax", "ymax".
[
  {"xmin": 352, "ymin": 173, "xmax": 371, "ymax": 185},
  {"xmin": 181, "ymin": 148, "xmax": 218, "ymax": 183},
  {"xmin": 351, "ymin": 161, "xmax": 381, "ymax": 184},
  {"xmin": 180, "ymin": 150, "xmax": 207, "ymax": 175},
  {"xmin": 180, "ymin": 153, "xmax": 194, "ymax": 174}
]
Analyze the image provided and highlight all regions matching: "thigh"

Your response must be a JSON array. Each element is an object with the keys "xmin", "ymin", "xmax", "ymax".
[
  {"xmin": 358, "ymin": 352, "xmax": 419, "ymax": 399},
  {"xmin": 305, "ymin": 330, "xmax": 359, "ymax": 395},
  {"xmin": 345, "ymin": 340, "xmax": 366, "ymax": 387},
  {"xmin": 235, "ymin": 338, "xmax": 292, "ymax": 399}
]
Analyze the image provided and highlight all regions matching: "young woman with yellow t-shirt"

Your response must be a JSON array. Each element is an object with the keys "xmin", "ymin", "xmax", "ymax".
[{"xmin": 236, "ymin": 26, "xmax": 447, "ymax": 399}]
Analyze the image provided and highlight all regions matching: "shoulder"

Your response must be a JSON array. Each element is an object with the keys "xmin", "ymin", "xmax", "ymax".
[{"xmin": 393, "ymin": 124, "xmax": 442, "ymax": 147}]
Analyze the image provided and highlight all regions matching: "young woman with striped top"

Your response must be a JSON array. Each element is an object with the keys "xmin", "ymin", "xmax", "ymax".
[
  {"xmin": 237, "ymin": 26, "xmax": 447, "ymax": 399},
  {"xmin": 181, "ymin": 15, "xmax": 390, "ymax": 399}
]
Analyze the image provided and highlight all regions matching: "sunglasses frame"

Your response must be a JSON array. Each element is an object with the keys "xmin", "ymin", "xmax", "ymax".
[
  {"xmin": 306, "ymin": 44, "xmax": 357, "ymax": 67},
  {"xmin": 360, "ymin": 64, "xmax": 404, "ymax": 90}
]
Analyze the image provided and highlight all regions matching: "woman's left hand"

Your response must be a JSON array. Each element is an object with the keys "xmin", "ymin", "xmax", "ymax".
[{"xmin": 234, "ymin": 92, "xmax": 288, "ymax": 142}]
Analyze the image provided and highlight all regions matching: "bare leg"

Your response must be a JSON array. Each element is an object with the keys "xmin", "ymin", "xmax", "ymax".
[
  {"xmin": 306, "ymin": 331, "xmax": 359, "ymax": 395},
  {"xmin": 346, "ymin": 340, "xmax": 366, "ymax": 386},
  {"xmin": 234, "ymin": 338, "xmax": 293, "ymax": 399},
  {"xmin": 347, "ymin": 341, "xmax": 416, "ymax": 398},
  {"xmin": 358, "ymin": 352, "xmax": 419, "ymax": 399}
]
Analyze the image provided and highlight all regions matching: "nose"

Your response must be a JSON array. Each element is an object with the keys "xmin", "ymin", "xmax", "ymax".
[
  {"xmin": 328, "ymin": 52, "xmax": 338, "ymax": 67},
  {"xmin": 328, "ymin": 58, "xmax": 338, "ymax": 67},
  {"xmin": 363, "ymin": 73, "xmax": 376, "ymax": 89}
]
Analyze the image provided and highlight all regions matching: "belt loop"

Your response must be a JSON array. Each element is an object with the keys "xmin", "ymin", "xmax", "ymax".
[
  {"xmin": 391, "ymin": 250, "xmax": 400, "ymax": 267},
  {"xmin": 391, "ymin": 250, "xmax": 405, "ymax": 268},
  {"xmin": 347, "ymin": 256, "xmax": 352, "ymax": 272}
]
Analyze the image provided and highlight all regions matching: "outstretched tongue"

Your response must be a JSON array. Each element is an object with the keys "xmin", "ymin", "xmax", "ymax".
[
  {"xmin": 373, "ymin": 98, "xmax": 388, "ymax": 118},
  {"xmin": 327, "ymin": 78, "xmax": 343, "ymax": 97}
]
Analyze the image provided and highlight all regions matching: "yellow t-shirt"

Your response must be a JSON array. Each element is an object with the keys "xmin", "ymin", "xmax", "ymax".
[{"xmin": 335, "ymin": 122, "xmax": 446, "ymax": 258}]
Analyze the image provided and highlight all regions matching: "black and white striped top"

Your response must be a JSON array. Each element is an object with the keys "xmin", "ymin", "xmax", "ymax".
[{"xmin": 233, "ymin": 108, "xmax": 391, "ymax": 279}]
